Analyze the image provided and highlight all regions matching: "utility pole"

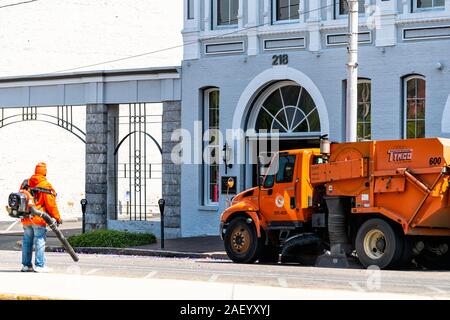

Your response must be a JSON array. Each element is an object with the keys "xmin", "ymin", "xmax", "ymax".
[{"xmin": 346, "ymin": 0, "xmax": 359, "ymax": 142}]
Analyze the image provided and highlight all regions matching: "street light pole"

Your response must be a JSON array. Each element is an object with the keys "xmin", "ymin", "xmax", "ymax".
[{"xmin": 346, "ymin": 0, "xmax": 359, "ymax": 142}]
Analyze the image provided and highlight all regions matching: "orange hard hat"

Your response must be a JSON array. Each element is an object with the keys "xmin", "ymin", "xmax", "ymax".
[{"xmin": 35, "ymin": 162, "xmax": 47, "ymax": 176}]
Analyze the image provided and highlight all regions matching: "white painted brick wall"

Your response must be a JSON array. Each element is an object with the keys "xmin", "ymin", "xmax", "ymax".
[{"xmin": 0, "ymin": 0, "xmax": 182, "ymax": 76}]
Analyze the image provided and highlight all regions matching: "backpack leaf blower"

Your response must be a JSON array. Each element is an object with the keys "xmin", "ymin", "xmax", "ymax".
[{"xmin": 6, "ymin": 190, "xmax": 79, "ymax": 262}]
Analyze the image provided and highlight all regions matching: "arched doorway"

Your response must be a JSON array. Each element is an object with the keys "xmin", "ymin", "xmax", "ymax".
[
  {"xmin": 244, "ymin": 80, "xmax": 322, "ymax": 187},
  {"xmin": 112, "ymin": 103, "xmax": 163, "ymax": 222},
  {"xmin": 0, "ymin": 106, "xmax": 86, "ymax": 229}
]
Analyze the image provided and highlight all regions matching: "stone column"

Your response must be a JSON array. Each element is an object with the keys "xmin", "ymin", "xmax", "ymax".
[
  {"xmin": 85, "ymin": 104, "xmax": 108, "ymax": 231},
  {"xmin": 162, "ymin": 101, "xmax": 182, "ymax": 238},
  {"xmin": 85, "ymin": 104, "xmax": 118, "ymax": 231}
]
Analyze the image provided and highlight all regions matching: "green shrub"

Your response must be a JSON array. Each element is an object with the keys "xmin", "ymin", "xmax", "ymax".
[{"xmin": 67, "ymin": 230, "xmax": 156, "ymax": 248}]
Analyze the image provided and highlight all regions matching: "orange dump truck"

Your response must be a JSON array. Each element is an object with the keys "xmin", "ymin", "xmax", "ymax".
[{"xmin": 220, "ymin": 137, "xmax": 450, "ymax": 269}]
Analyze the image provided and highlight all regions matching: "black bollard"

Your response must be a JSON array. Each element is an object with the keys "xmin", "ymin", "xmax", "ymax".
[
  {"xmin": 158, "ymin": 199, "xmax": 165, "ymax": 249},
  {"xmin": 80, "ymin": 199, "xmax": 88, "ymax": 234}
]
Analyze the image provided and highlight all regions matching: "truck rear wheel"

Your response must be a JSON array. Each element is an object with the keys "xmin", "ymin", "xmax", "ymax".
[
  {"xmin": 224, "ymin": 217, "xmax": 262, "ymax": 263},
  {"xmin": 355, "ymin": 218, "xmax": 403, "ymax": 269}
]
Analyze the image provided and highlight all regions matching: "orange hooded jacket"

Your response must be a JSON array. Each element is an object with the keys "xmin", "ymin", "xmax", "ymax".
[{"xmin": 21, "ymin": 163, "xmax": 61, "ymax": 226}]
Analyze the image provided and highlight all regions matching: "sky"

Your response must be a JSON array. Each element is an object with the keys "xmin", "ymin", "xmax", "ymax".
[
  {"xmin": 0, "ymin": 1, "xmax": 183, "ymax": 221},
  {"xmin": 0, "ymin": 0, "xmax": 183, "ymax": 76}
]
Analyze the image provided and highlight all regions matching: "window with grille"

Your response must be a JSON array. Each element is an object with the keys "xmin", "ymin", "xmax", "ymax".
[
  {"xmin": 414, "ymin": 0, "xmax": 445, "ymax": 12},
  {"xmin": 273, "ymin": 0, "xmax": 300, "ymax": 22},
  {"xmin": 204, "ymin": 89, "xmax": 220, "ymax": 205},
  {"xmin": 214, "ymin": 0, "xmax": 239, "ymax": 27},
  {"xmin": 404, "ymin": 76, "xmax": 426, "ymax": 139}
]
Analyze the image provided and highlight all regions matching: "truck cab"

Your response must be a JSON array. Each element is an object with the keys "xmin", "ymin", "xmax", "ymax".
[
  {"xmin": 258, "ymin": 149, "xmax": 321, "ymax": 227},
  {"xmin": 220, "ymin": 149, "xmax": 321, "ymax": 263},
  {"xmin": 221, "ymin": 138, "xmax": 450, "ymax": 270}
]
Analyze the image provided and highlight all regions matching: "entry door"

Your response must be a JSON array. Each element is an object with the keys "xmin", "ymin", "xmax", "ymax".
[{"xmin": 259, "ymin": 154, "xmax": 298, "ymax": 222}]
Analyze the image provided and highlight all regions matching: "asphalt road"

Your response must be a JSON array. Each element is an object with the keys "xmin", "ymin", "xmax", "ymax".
[
  {"xmin": 0, "ymin": 250, "xmax": 450, "ymax": 299},
  {"xmin": 1, "ymin": 220, "xmax": 449, "ymax": 299},
  {"xmin": 0, "ymin": 220, "xmax": 82, "ymax": 252}
]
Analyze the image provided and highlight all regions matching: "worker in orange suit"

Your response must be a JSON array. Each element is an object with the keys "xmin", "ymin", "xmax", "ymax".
[{"xmin": 21, "ymin": 163, "xmax": 62, "ymax": 273}]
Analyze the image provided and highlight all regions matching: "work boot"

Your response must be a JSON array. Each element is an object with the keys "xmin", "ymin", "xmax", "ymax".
[
  {"xmin": 34, "ymin": 266, "xmax": 53, "ymax": 273},
  {"xmin": 21, "ymin": 265, "xmax": 34, "ymax": 272}
]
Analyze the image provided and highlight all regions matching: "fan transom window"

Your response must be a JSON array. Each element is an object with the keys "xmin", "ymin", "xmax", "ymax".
[{"xmin": 252, "ymin": 81, "xmax": 320, "ymax": 134}]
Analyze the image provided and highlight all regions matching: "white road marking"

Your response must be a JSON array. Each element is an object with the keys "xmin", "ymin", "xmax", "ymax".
[
  {"xmin": 4, "ymin": 220, "xmax": 20, "ymax": 232},
  {"xmin": 144, "ymin": 271, "xmax": 158, "ymax": 279},
  {"xmin": 278, "ymin": 277, "xmax": 288, "ymax": 288},
  {"xmin": 208, "ymin": 274, "xmax": 219, "ymax": 282},
  {"xmin": 426, "ymin": 286, "xmax": 446, "ymax": 294},
  {"xmin": 85, "ymin": 269, "xmax": 100, "ymax": 275},
  {"xmin": 349, "ymin": 281, "xmax": 366, "ymax": 293}
]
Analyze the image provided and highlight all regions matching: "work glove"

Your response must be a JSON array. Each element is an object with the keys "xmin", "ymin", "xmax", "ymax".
[{"xmin": 52, "ymin": 218, "xmax": 62, "ymax": 227}]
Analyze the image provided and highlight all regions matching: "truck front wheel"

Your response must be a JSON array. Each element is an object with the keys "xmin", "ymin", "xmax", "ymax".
[
  {"xmin": 355, "ymin": 218, "xmax": 403, "ymax": 269},
  {"xmin": 224, "ymin": 217, "xmax": 262, "ymax": 263}
]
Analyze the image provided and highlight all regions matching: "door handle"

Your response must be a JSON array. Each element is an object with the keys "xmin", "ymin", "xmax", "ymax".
[
  {"xmin": 293, "ymin": 178, "xmax": 299, "ymax": 210},
  {"xmin": 267, "ymin": 189, "xmax": 273, "ymax": 195}
]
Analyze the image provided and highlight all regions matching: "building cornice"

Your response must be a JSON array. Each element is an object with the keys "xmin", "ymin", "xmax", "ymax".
[{"xmin": 396, "ymin": 15, "xmax": 450, "ymax": 25}]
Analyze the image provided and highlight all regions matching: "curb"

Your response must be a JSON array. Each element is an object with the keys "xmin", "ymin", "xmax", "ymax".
[
  {"xmin": 0, "ymin": 293, "xmax": 54, "ymax": 300},
  {"xmin": 46, "ymin": 246, "xmax": 229, "ymax": 260}
]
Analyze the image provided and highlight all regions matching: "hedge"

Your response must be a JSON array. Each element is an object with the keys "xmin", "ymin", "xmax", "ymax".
[{"xmin": 67, "ymin": 230, "xmax": 156, "ymax": 248}]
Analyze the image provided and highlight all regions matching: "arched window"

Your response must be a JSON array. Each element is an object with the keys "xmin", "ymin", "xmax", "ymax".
[
  {"xmin": 251, "ymin": 81, "xmax": 321, "ymax": 135},
  {"xmin": 404, "ymin": 76, "xmax": 426, "ymax": 139},
  {"xmin": 344, "ymin": 78, "xmax": 371, "ymax": 141},
  {"xmin": 357, "ymin": 79, "xmax": 371, "ymax": 141},
  {"xmin": 203, "ymin": 88, "xmax": 220, "ymax": 205}
]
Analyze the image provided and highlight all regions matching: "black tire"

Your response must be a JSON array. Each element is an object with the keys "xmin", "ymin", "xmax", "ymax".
[
  {"xmin": 355, "ymin": 218, "xmax": 404, "ymax": 269},
  {"xmin": 280, "ymin": 243, "xmax": 324, "ymax": 265},
  {"xmin": 415, "ymin": 242, "xmax": 450, "ymax": 270},
  {"xmin": 280, "ymin": 234, "xmax": 324, "ymax": 266},
  {"xmin": 396, "ymin": 236, "xmax": 413, "ymax": 269},
  {"xmin": 224, "ymin": 217, "xmax": 263, "ymax": 263}
]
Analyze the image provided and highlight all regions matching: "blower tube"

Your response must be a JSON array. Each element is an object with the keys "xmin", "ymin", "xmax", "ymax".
[{"xmin": 30, "ymin": 206, "xmax": 79, "ymax": 262}]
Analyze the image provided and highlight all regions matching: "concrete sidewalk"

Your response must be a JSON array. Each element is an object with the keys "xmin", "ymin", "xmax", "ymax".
[
  {"xmin": 0, "ymin": 272, "xmax": 434, "ymax": 300},
  {"xmin": 0, "ymin": 221, "xmax": 227, "ymax": 259},
  {"xmin": 47, "ymin": 235, "xmax": 229, "ymax": 260}
]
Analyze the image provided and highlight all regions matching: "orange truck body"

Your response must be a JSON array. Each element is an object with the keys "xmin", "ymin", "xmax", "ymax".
[
  {"xmin": 220, "ymin": 137, "xmax": 450, "ymax": 268},
  {"xmin": 310, "ymin": 138, "xmax": 450, "ymax": 236}
]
